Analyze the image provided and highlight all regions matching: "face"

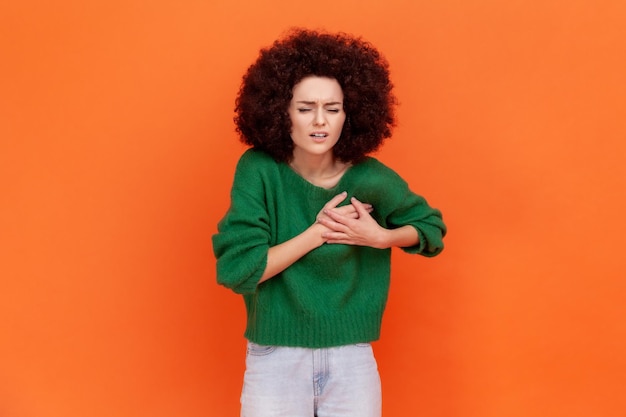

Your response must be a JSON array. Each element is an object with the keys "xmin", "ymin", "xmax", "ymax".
[{"xmin": 288, "ymin": 76, "xmax": 346, "ymax": 161}]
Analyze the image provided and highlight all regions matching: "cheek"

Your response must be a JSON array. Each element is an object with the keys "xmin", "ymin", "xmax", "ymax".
[
  {"xmin": 288, "ymin": 119, "xmax": 300, "ymax": 135},
  {"xmin": 294, "ymin": 116, "xmax": 313, "ymax": 133},
  {"xmin": 290, "ymin": 121, "xmax": 304, "ymax": 134}
]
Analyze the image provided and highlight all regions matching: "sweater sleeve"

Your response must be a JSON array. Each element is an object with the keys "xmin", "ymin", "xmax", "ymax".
[
  {"xmin": 212, "ymin": 151, "xmax": 271, "ymax": 294},
  {"xmin": 365, "ymin": 161, "xmax": 445, "ymax": 257},
  {"xmin": 387, "ymin": 184, "xmax": 446, "ymax": 257}
]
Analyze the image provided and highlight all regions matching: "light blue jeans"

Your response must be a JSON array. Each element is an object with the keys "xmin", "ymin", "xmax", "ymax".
[{"xmin": 240, "ymin": 341, "xmax": 382, "ymax": 417}]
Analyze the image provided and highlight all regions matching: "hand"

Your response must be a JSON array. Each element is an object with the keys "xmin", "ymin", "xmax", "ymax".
[
  {"xmin": 318, "ymin": 196, "xmax": 389, "ymax": 249},
  {"xmin": 316, "ymin": 191, "xmax": 373, "ymax": 224}
]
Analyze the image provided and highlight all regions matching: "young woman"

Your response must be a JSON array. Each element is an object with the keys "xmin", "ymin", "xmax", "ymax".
[{"xmin": 212, "ymin": 28, "xmax": 446, "ymax": 417}]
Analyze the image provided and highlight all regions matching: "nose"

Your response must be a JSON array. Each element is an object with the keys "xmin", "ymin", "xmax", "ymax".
[{"xmin": 313, "ymin": 109, "xmax": 326, "ymax": 126}]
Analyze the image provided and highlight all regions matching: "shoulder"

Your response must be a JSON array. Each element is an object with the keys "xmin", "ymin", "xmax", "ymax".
[
  {"xmin": 347, "ymin": 156, "xmax": 413, "ymax": 212},
  {"xmin": 229, "ymin": 149, "xmax": 279, "ymax": 202},
  {"xmin": 354, "ymin": 156, "xmax": 408, "ymax": 186},
  {"xmin": 237, "ymin": 148, "xmax": 277, "ymax": 170},
  {"xmin": 233, "ymin": 148, "xmax": 282, "ymax": 181}
]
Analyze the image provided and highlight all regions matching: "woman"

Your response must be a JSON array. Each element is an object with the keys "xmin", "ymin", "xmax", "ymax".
[{"xmin": 212, "ymin": 28, "xmax": 446, "ymax": 417}]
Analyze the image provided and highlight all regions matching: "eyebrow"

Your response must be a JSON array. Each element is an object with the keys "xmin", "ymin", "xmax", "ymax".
[{"xmin": 295, "ymin": 100, "xmax": 343, "ymax": 106}]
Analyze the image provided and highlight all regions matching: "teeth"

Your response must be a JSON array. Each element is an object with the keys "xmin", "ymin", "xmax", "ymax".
[{"xmin": 312, "ymin": 133, "xmax": 326, "ymax": 137}]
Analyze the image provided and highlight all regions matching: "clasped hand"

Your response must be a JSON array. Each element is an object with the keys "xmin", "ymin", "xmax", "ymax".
[{"xmin": 316, "ymin": 191, "xmax": 389, "ymax": 249}]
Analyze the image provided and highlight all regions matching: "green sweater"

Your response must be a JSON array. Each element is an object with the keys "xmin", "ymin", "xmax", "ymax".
[{"xmin": 212, "ymin": 149, "xmax": 446, "ymax": 348}]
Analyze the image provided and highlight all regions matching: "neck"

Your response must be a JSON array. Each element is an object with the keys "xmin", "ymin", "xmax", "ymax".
[
  {"xmin": 290, "ymin": 151, "xmax": 336, "ymax": 177},
  {"xmin": 289, "ymin": 151, "xmax": 350, "ymax": 189}
]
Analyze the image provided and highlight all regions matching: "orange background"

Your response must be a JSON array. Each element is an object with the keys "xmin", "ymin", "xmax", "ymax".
[{"xmin": 2, "ymin": 1, "xmax": 625, "ymax": 416}]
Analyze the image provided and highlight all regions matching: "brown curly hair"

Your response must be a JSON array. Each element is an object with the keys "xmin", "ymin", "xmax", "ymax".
[{"xmin": 234, "ymin": 28, "xmax": 397, "ymax": 164}]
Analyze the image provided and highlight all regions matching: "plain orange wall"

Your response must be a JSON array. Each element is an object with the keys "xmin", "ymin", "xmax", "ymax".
[{"xmin": 2, "ymin": 1, "xmax": 625, "ymax": 416}]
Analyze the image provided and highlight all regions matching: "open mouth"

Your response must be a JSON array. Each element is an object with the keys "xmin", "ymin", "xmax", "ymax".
[{"xmin": 310, "ymin": 133, "xmax": 328, "ymax": 143}]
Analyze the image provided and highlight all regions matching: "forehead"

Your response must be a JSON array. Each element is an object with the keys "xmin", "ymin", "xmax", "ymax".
[{"xmin": 291, "ymin": 76, "xmax": 343, "ymax": 101}]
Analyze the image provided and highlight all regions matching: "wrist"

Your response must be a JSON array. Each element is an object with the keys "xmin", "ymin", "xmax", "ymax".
[
  {"xmin": 380, "ymin": 228, "xmax": 393, "ymax": 249},
  {"xmin": 387, "ymin": 225, "xmax": 419, "ymax": 248},
  {"xmin": 307, "ymin": 222, "xmax": 327, "ymax": 248}
]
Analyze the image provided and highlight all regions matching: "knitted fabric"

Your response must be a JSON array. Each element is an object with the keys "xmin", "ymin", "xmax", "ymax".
[{"xmin": 212, "ymin": 149, "xmax": 446, "ymax": 348}]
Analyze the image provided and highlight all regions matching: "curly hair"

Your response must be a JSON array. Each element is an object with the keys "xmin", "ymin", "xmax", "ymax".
[{"xmin": 234, "ymin": 28, "xmax": 397, "ymax": 164}]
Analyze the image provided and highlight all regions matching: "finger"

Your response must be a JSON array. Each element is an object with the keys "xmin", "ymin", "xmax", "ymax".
[
  {"xmin": 323, "ymin": 207, "xmax": 348, "ymax": 222},
  {"xmin": 350, "ymin": 197, "xmax": 370, "ymax": 217},
  {"xmin": 359, "ymin": 203, "xmax": 373, "ymax": 214},
  {"xmin": 334, "ymin": 202, "xmax": 371, "ymax": 215},
  {"xmin": 322, "ymin": 231, "xmax": 351, "ymax": 243},
  {"xmin": 325, "ymin": 235, "xmax": 361, "ymax": 245},
  {"xmin": 324, "ymin": 191, "xmax": 348, "ymax": 210},
  {"xmin": 319, "ymin": 213, "xmax": 350, "ymax": 232},
  {"xmin": 334, "ymin": 205, "xmax": 356, "ymax": 214},
  {"xmin": 333, "ymin": 205, "xmax": 361, "ymax": 219}
]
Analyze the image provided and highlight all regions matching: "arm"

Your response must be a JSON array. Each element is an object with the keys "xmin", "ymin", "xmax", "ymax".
[
  {"xmin": 318, "ymin": 197, "xmax": 419, "ymax": 249},
  {"xmin": 317, "ymin": 159, "xmax": 446, "ymax": 255},
  {"xmin": 214, "ymin": 181, "xmax": 374, "ymax": 293},
  {"xmin": 258, "ymin": 223, "xmax": 325, "ymax": 283},
  {"xmin": 259, "ymin": 192, "xmax": 374, "ymax": 283},
  {"xmin": 320, "ymin": 189, "xmax": 445, "ymax": 256}
]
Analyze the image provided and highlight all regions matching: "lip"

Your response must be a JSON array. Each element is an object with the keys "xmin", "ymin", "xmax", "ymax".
[
  {"xmin": 310, "ymin": 133, "xmax": 328, "ymax": 143},
  {"xmin": 309, "ymin": 131, "xmax": 329, "ymax": 142}
]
